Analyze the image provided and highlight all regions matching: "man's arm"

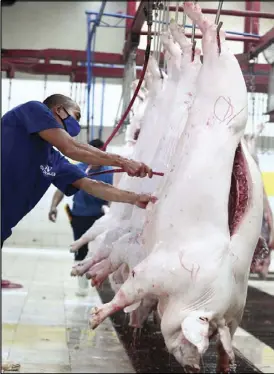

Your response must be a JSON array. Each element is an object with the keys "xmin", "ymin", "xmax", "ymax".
[
  {"xmin": 38, "ymin": 128, "xmax": 153, "ymax": 178},
  {"xmin": 48, "ymin": 189, "xmax": 65, "ymax": 222},
  {"xmin": 73, "ymin": 178, "xmax": 157, "ymax": 209}
]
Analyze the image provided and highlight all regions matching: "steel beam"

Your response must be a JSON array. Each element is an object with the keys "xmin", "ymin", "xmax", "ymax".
[
  {"xmin": 123, "ymin": 0, "xmax": 147, "ymax": 62},
  {"xmin": 1, "ymin": 48, "xmax": 124, "ymax": 65},
  {"xmin": 168, "ymin": 5, "xmax": 274, "ymax": 19},
  {"xmin": 250, "ymin": 27, "xmax": 274, "ymax": 58},
  {"xmin": 244, "ymin": 1, "xmax": 260, "ymax": 54}
]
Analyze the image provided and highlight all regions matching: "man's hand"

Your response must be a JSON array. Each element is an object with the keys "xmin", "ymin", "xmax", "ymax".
[
  {"xmin": 134, "ymin": 194, "xmax": 158, "ymax": 209},
  {"xmin": 122, "ymin": 159, "xmax": 153, "ymax": 178},
  {"xmin": 49, "ymin": 207, "xmax": 58, "ymax": 222}
]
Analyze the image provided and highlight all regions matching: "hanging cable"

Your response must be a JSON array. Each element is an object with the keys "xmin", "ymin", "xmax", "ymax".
[
  {"xmin": 175, "ymin": 2, "xmax": 179, "ymax": 23},
  {"xmin": 102, "ymin": 0, "xmax": 154, "ymax": 151},
  {"xmin": 43, "ymin": 75, "xmax": 48, "ymax": 100},
  {"xmin": 7, "ymin": 78, "xmax": 12, "ymax": 111},
  {"xmin": 74, "ymin": 82, "xmax": 78, "ymax": 103},
  {"xmin": 163, "ymin": 1, "xmax": 169, "ymax": 72},
  {"xmin": 156, "ymin": 2, "xmax": 164, "ymax": 65},
  {"xmin": 99, "ymin": 77, "xmax": 105, "ymax": 140}
]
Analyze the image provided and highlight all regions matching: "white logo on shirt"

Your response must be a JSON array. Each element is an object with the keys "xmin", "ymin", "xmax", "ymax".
[{"xmin": 40, "ymin": 165, "xmax": 56, "ymax": 177}]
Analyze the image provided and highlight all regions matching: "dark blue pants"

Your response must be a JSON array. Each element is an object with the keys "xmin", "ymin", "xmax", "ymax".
[{"xmin": 71, "ymin": 215, "xmax": 103, "ymax": 261}]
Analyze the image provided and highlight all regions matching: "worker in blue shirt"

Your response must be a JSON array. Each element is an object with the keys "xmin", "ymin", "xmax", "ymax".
[
  {"xmin": 48, "ymin": 138, "xmax": 114, "ymax": 296},
  {"xmin": 1, "ymin": 94, "xmax": 156, "ymax": 290}
]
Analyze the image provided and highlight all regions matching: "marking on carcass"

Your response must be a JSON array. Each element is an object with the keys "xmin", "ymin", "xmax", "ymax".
[
  {"xmin": 213, "ymin": 96, "xmax": 234, "ymax": 122},
  {"xmin": 178, "ymin": 252, "xmax": 200, "ymax": 281},
  {"xmin": 226, "ymin": 106, "xmax": 247, "ymax": 130}
]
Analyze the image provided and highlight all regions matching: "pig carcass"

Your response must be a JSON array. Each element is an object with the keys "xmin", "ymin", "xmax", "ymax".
[
  {"xmin": 87, "ymin": 23, "xmax": 203, "ymax": 328},
  {"xmin": 244, "ymin": 128, "xmax": 274, "ymax": 278},
  {"xmin": 70, "ymin": 56, "xmax": 167, "ymax": 276},
  {"xmin": 88, "ymin": 3, "xmax": 265, "ymax": 372}
]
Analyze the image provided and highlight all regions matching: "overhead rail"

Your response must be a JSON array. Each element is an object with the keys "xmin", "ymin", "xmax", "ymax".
[{"xmin": 123, "ymin": 0, "xmax": 274, "ymax": 62}]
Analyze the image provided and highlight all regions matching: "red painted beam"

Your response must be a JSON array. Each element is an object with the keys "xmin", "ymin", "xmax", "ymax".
[
  {"xmin": 244, "ymin": 1, "xmax": 260, "ymax": 54},
  {"xmin": 250, "ymin": 27, "xmax": 274, "ymax": 58},
  {"xmin": 125, "ymin": 2, "xmax": 136, "ymax": 40},
  {"xmin": 1, "ymin": 59, "xmax": 269, "ymax": 93},
  {"xmin": 1, "ymin": 49, "xmax": 124, "ymax": 65},
  {"xmin": 168, "ymin": 5, "xmax": 274, "ymax": 19},
  {"xmin": 1, "ymin": 59, "xmax": 125, "ymax": 81},
  {"xmin": 123, "ymin": 0, "xmax": 147, "ymax": 62}
]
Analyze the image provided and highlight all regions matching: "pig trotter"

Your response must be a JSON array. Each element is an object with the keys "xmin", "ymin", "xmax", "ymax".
[
  {"xmin": 183, "ymin": 364, "xmax": 200, "ymax": 373},
  {"xmin": 70, "ymin": 238, "xmax": 86, "ymax": 253},
  {"xmin": 71, "ymin": 257, "xmax": 95, "ymax": 277},
  {"xmin": 1, "ymin": 362, "xmax": 20, "ymax": 372},
  {"xmin": 86, "ymin": 258, "xmax": 112, "ymax": 286}
]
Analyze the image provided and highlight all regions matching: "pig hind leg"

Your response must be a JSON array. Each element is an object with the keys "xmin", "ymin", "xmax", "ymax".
[
  {"xmin": 184, "ymin": 1, "xmax": 226, "ymax": 57},
  {"xmin": 86, "ymin": 233, "xmax": 133, "ymax": 286},
  {"xmin": 89, "ymin": 255, "xmax": 157, "ymax": 330}
]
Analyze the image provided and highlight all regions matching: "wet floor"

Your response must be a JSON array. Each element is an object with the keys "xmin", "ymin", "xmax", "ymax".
[{"xmin": 2, "ymin": 247, "xmax": 274, "ymax": 373}]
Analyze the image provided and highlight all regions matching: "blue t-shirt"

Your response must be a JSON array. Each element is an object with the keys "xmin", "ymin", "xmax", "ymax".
[
  {"xmin": 72, "ymin": 163, "xmax": 113, "ymax": 217},
  {"xmin": 1, "ymin": 101, "xmax": 86, "ymax": 242}
]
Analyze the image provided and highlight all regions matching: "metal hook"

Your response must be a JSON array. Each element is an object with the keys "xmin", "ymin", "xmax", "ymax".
[
  {"xmin": 215, "ymin": 1, "xmax": 223, "ymax": 25},
  {"xmin": 216, "ymin": 21, "xmax": 223, "ymax": 55},
  {"xmin": 191, "ymin": 40, "xmax": 197, "ymax": 62}
]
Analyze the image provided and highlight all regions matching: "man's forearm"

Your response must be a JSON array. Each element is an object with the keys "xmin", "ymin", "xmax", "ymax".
[
  {"xmin": 73, "ymin": 178, "xmax": 138, "ymax": 205},
  {"xmin": 69, "ymin": 141, "xmax": 126, "ymax": 168},
  {"xmin": 50, "ymin": 190, "xmax": 64, "ymax": 209}
]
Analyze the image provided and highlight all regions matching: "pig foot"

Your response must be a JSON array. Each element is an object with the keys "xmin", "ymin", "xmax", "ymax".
[
  {"xmin": 1, "ymin": 362, "xmax": 20, "ymax": 372},
  {"xmin": 70, "ymin": 237, "xmax": 88, "ymax": 253},
  {"xmin": 86, "ymin": 258, "xmax": 114, "ymax": 287},
  {"xmin": 183, "ymin": 2, "xmax": 211, "ymax": 33},
  {"xmin": 183, "ymin": 1, "xmax": 226, "ymax": 54},
  {"xmin": 169, "ymin": 20, "xmax": 190, "ymax": 49},
  {"xmin": 183, "ymin": 364, "xmax": 200, "ymax": 373},
  {"xmin": 71, "ymin": 257, "xmax": 95, "ymax": 276},
  {"xmin": 89, "ymin": 271, "xmax": 152, "ymax": 329}
]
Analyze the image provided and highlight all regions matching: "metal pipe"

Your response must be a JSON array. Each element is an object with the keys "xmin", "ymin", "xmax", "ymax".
[
  {"xmin": 99, "ymin": 77, "xmax": 105, "ymax": 139},
  {"xmin": 85, "ymin": 10, "xmax": 135, "ymax": 19},
  {"xmin": 86, "ymin": 18, "xmax": 92, "ymax": 141},
  {"xmin": 86, "ymin": 1, "xmax": 107, "ymax": 141},
  {"xmin": 175, "ymin": 2, "xmax": 179, "ymax": 23},
  {"xmin": 91, "ymin": 29, "xmax": 96, "ymax": 141},
  {"xmin": 215, "ymin": 1, "xmax": 223, "ymax": 24},
  {"xmin": 168, "ymin": 6, "xmax": 274, "ymax": 19},
  {"xmin": 191, "ymin": 21, "xmax": 196, "ymax": 44}
]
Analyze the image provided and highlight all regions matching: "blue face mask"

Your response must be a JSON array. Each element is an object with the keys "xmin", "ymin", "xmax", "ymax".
[{"xmin": 62, "ymin": 115, "xmax": 81, "ymax": 137}]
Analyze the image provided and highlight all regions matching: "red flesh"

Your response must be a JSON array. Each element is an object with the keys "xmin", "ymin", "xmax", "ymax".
[{"xmin": 228, "ymin": 143, "xmax": 270, "ymax": 269}]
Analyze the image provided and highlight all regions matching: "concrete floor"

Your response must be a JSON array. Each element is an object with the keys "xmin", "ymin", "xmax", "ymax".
[
  {"xmin": 2, "ymin": 247, "xmax": 134, "ymax": 373},
  {"xmin": 2, "ymin": 247, "xmax": 274, "ymax": 373}
]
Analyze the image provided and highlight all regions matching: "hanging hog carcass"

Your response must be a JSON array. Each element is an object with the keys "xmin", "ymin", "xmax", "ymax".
[{"xmin": 87, "ymin": 3, "xmax": 267, "ymax": 373}]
